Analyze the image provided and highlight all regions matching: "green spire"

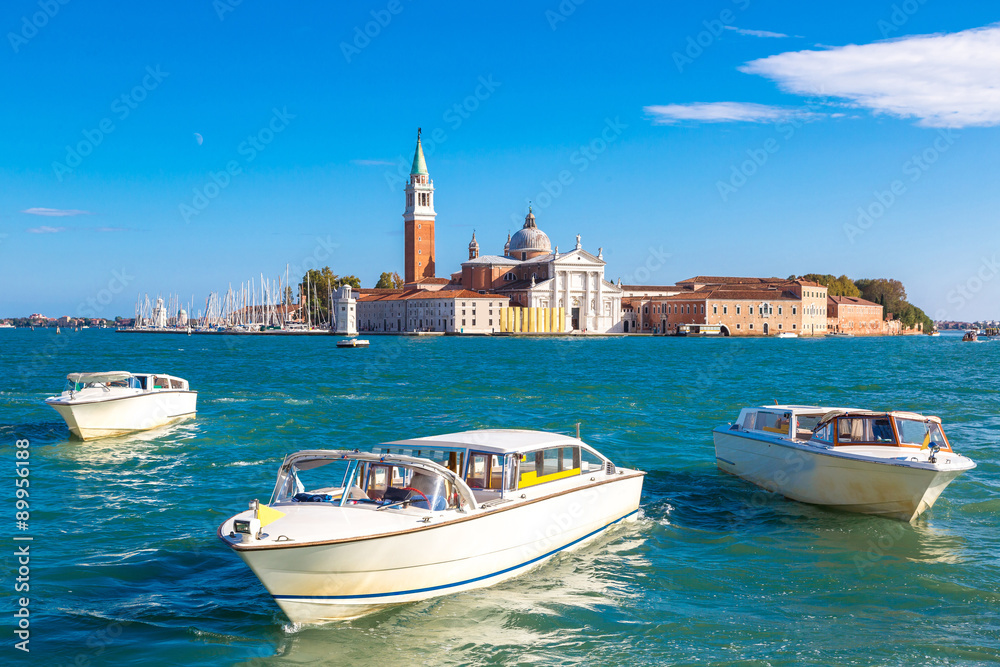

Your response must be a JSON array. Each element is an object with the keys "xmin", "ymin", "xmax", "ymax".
[{"xmin": 410, "ymin": 127, "xmax": 428, "ymax": 176}]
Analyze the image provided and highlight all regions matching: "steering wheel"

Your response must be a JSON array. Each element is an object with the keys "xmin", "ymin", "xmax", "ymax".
[{"xmin": 401, "ymin": 487, "xmax": 429, "ymax": 507}]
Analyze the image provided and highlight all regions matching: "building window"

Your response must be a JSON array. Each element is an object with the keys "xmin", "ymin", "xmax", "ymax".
[
  {"xmin": 778, "ymin": 324, "xmax": 783, "ymax": 330},
  {"xmin": 792, "ymin": 324, "xmax": 797, "ymax": 329},
  {"xmin": 793, "ymin": 307, "xmax": 797, "ymax": 315},
  {"xmin": 701, "ymin": 305, "xmax": 705, "ymax": 314},
  {"xmin": 749, "ymin": 323, "xmax": 754, "ymax": 330},
  {"xmin": 472, "ymin": 320, "xmax": 476, "ymax": 326},
  {"xmin": 736, "ymin": 306, "xmax": 741, "ymax": 315},
  {"xmin": 489, "ymin": 319, "xmax": 493, "ymax": 325},
  {"xmin": 462, "ymin": 319, "xmax": 466, "ymax": 326},
  {"xmin": 778, "ymin": 306, "xmax": 783, "ymax": 315},
  {"xmin": 736, "ymin": 324, "xmax": 741, "ymax": 330},
  {"xmin": 713, "ymin": 305, "xmax": 717, "ymax": 315},
  {"xmin": 723, "ymin": 306, "xmax": 728, "ymax": 315}
]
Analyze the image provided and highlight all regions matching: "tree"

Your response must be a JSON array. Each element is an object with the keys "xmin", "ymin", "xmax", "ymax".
[
  {"xmin": 375, "ymin": 271, "xmax": 404, "ymax": 289},
  {"xmin": 855, "ymin": 278, "xmax": 907, "ymax": 316},
  {"xmin": 300, "ymin": 268, "xmax": 360, "ymax": 324}
]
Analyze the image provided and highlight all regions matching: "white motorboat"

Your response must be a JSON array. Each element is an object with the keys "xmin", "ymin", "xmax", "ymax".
[
  {"xmin": 218, "ymin": 429, "xmax": 645, "ymax": 623},
  {"xmin": 714, "ymin": 405, "xmax": 975, "ymax": 521},
  {"xmin": 336, "ymin": 338, "xmax": 369, "ymax": 348},
  {"xmin": 776, "ymin": 332, "xmax": 798, "ymax": 338},
  {"xmin": 45, "ymin": 371, "xmax": 197, "ymax": 440}
]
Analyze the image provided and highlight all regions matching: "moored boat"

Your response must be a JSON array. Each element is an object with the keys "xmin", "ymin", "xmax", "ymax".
[
  {"xmin": 218, "ymin": 429, "xmax": 644, "ymax": 623},
  {"xmin": 336, "ymin": 338, "xmax": 369, "ymax": 348},
  {"xmin": 45, "ymin": 371, "xmax": 197, "ymax": 440},
  {"xmin": 776, "ymin": 332, "xmax": 798, "ymax": 338},
  {"xmin": 713, "ymin": 405, "xmax": 975, "ymax": 521}
]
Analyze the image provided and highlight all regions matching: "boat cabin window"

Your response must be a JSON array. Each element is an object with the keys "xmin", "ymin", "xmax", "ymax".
[
  {"xmin": 580, "ymin": 447, "xmax": 604, "ymax": 472},
  {"xmin": 749, "ymin": 411, "xmax": 790, "ymax": 435},
  {"xmin": 835, "ymin": 417, "xmax": 895, "ymax": 444},
  {"xmin": 894, "ymin": 418, "xmax": 948, "ymax": 450},
  {"xmin": 465, "ymin": 452, "xmax": 507, "ymax": 490},
  {"xmin": 518, "ymin": 446, "xmax": 581, "ymax": 489},
  {"xmin": 152, "ymin": 376, "xmax": 168, "ymax": 389},
  {"xmin": 812, "ymin": 422, "xmax": 833, "ymax": 443},
  {"xmin": 794, "ymin": 414, "xmax": 824, "ymax": 439}
]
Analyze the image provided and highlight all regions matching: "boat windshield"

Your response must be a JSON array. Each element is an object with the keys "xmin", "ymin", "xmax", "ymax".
[
  {"xmin": 272, "ymin": 457, "xmax": 458, "ymax": 511},
  {"xmin": 65, "ymin": 377, "xmax": 138, "ymax": 392},
  {"xmin": 835, "ymin": 416, "xmax": 895, "ymax": 444},
  {"xmin": 894, "ymin": 418, "xmax": 948, "ymax": 449}
]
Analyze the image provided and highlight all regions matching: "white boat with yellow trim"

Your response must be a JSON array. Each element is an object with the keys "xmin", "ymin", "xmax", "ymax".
[
  {"xmin": 45, "ymin": 371, "xmax": 197, "ymax": 440},
  {"xmin": 218, "ymin": 429, "xmax": 644, "ymax": 623},
  {"xmin": 714, "ymin": 405, "xmax": 975, "ymax": 521}
]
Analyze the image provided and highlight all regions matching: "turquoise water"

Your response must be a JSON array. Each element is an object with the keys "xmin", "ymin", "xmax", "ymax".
[{"xmin": 2, "ymin": 329, "xmax": 999, "ymax": 666}]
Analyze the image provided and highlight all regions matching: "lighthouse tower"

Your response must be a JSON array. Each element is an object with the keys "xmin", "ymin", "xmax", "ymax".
[{"xmin": 403, "ymin": 129, "xmax": 436, "ymax": 283}]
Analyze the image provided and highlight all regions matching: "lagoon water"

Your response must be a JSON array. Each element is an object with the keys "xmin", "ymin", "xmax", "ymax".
[{"xmin": 2, "ymin": 329, "xmax": 999, "ymax": 666}]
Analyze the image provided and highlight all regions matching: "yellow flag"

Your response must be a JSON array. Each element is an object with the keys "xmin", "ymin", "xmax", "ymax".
[
  {"xmin": 920, "ymin": 430, "xmax": 931, "ymax": 450},
  {"xmin": 257, "ymin": 504, "xmax": 286, "ymax": 528}
]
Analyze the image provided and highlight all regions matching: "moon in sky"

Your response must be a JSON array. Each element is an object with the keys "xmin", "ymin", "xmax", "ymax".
[{"xmin": 194, "ymin": 133, "xmax": 203, "ymax": 146}]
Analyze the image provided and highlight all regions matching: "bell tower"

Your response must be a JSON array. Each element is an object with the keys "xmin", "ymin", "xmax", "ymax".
[{"xmin": 403, "ymin": 128, "xmax": 436, "ymax": 283}]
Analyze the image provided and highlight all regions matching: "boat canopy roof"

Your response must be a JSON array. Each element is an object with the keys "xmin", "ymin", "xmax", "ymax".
[
  {"xmin": 384, "ymin": 429, "xmax": 586, "ymax": 455},
  {"xmin": 816, "ymin": 409, "xmax": 941, "ymax": 426},
  {"xmin": 66, "ymin": 371, "xmax": 132, "ymax": 383}
]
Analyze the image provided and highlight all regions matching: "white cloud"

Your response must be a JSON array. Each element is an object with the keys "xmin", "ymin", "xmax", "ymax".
[
  {"xmin": 645, "ymin": 102, "xmax": 817, "ymax": 125},
  {"xmin": 21, "ymin": 207, "xmax": 92, "ymax": 217},
  {"xmin": 741, "ymin": 23, "xmax": 1000, "ymax": 128},
  {"xmin": 725, "ymin": 26, "xmax": 789, "ymax": 38},
  {"xmin": 27, "ymin": 226, "xmax": 67, "ymax": 234}
]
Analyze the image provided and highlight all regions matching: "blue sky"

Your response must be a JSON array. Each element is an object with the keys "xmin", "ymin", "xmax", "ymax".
[{"xmin": 2, "ymin": 1, "xmax": 999, "ymax": 320}]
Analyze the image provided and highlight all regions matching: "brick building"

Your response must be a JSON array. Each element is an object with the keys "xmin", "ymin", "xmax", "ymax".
[
  {"xmin": 826, "ymin": 295, "xmax": 885, "ymax": 335},
  {"xmin": 650, "ymin": 277, "xmax": 831, "ymax": 336}
]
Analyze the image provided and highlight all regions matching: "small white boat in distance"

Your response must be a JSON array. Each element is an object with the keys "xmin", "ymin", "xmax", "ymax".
[
  {"xmin": 714, "ymin": 405, "xmax": 975, "ymax": 521},
  {"xmin": 218, "ymin": 429, "xmax": 645, "ymax": 623},
  {"xmin": 45, "ymin": 371, "xmax": 197, "ymax": 440},
  {"xmin": 776, "ymin": 332, "xmax": 798, "ymax": 338},
  {"xmin": 336, "ymin": 338, "xmax": 369, "ymax": 348}
]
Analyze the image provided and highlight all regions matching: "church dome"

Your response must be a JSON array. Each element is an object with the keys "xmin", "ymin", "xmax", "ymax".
[{"xmin": 507, "ymin": 208, "xmax": 551, "ymax": 256}]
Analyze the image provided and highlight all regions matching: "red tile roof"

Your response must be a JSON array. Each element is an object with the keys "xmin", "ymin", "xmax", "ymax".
[{"xmin": 828, "ymin": 295, "xmax": 881, "ymax": 308}]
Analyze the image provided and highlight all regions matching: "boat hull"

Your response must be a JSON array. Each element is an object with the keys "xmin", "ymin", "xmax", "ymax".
[
  {"xmin": 713, "ymin": 429, "xmax": 967, "ymax": 521},
  {"xmin": 227, "ymin": 473, "xmax": 643, "ymax": 622},
  {"xmin": 47, "ymin": 391, "xmax": 197, "ymax": 440}
]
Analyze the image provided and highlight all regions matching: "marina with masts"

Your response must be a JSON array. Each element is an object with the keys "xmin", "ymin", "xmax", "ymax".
[{"xmin": 124, "ymin": 267, "xmax": 346, "ymax": 335}]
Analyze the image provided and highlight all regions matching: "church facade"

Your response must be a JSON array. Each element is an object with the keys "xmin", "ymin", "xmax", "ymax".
[
  {"xmin": 356, "ymin": 131, "xmax": 623, "ymax": 334},
  {"xmin": 457, "ymin": 209, "xmax": 623, "ymax": 333}
]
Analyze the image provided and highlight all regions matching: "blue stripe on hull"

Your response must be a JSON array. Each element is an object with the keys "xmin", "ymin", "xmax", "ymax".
[{"xmin": 274, "ymin": 508, "xmax": 639, "ymax": 602}]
